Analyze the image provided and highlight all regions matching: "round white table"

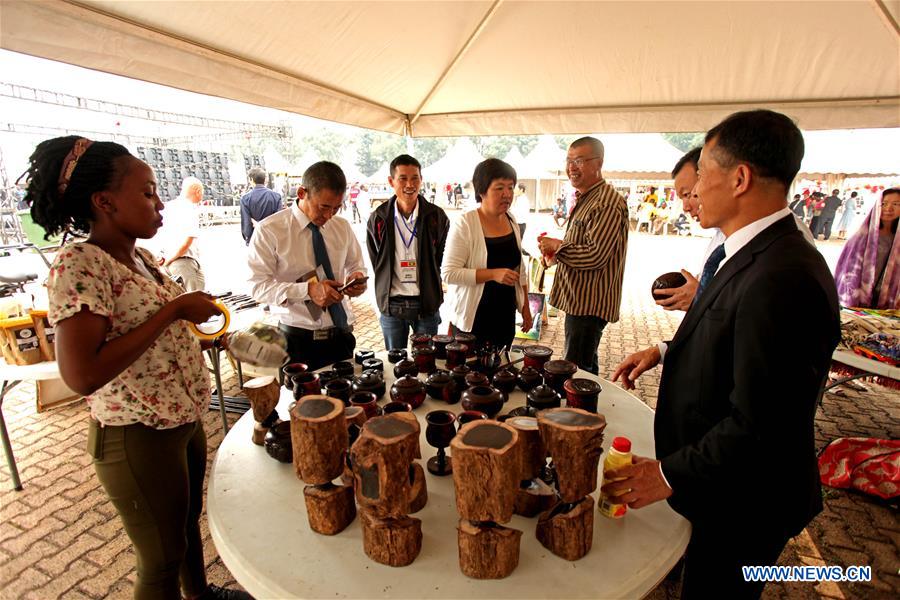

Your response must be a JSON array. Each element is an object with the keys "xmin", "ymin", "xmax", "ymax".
[{"xmin": 208, "ymin": 351, "xmax": 690, "ymax": 599}]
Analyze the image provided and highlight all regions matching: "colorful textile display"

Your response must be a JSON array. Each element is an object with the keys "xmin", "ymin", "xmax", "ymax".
[{"xmin": 818, "ymin": 437, "xmax": 900, "ymax": 500}]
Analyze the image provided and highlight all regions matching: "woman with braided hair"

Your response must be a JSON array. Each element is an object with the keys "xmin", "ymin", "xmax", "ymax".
[{"xmin": 25, "ymin": 136, "xmax": 249, "ymax": 600}]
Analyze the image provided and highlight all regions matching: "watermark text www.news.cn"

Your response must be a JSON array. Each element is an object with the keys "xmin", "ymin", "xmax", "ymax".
[{"xmin": 742, "ymin": 565, "xmax": 872, "ymax": 582}]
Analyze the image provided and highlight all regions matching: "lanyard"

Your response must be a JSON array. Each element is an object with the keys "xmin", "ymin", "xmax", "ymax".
[{"xmin": 394, "ymin": 206, "xmax": 418, "ymax": 251}]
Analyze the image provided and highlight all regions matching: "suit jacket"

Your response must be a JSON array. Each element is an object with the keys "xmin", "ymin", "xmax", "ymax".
[
  {"xmin": 366, "ymin": 196, "xmax": 450, "ymax": 317},
  {"xmin": 656, "ymin": 215, "xmax": 840, "ymax": 536}
]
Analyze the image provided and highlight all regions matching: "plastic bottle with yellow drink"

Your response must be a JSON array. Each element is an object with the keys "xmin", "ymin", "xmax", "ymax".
[{"xmin": 598, "ymin": 436, "xmax": 632, "ymax": 519}]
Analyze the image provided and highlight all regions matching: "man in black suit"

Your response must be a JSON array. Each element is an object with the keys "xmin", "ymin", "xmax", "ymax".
[{"xmin": 609, "ymin": 110, "xmax": 840, "ymax": 599}]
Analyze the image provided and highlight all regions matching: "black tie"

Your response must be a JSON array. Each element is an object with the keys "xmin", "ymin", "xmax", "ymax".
[
  {"xmin": 696, "ymin": 243, "xmax": 726, "ymax": 299},
  {"xmin": 307, "ymin": 222, "xmax": 348, "ymax": 329}
]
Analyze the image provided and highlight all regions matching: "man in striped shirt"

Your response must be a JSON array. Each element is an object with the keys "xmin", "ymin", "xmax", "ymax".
[{"xmin": 538, "ymin": 137, "xmax": 628, "ymax": 374}]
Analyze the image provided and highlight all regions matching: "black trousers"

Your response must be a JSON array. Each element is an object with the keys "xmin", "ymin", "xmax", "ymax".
[
  {"xmin": 681, "ymin": 523, "xmax": 791, "ymax": 600},
  {"xmin": 279, "ymin": 323, "xmax": 356, "ymax": 371}
]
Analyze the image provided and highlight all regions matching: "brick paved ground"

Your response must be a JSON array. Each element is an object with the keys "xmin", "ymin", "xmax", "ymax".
[{"xmin": 0, "ymin": 220, "xmax": 897, "ymax": 599}]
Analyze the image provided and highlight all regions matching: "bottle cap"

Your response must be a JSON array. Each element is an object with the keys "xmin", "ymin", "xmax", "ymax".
[{"xmin": 612, "ymin": 436, "xmax": 632, "ymax": 453}]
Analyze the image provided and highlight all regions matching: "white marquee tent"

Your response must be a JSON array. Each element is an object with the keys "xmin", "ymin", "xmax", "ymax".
[{"xmin": 1, "ymin": 0, "xmax": 897, "ymax": 137}]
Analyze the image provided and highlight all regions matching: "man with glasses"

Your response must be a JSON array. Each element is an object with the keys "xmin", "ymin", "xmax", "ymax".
[
  {"xmin": 366, "ymin": 154, "xmax": 449, "ymax": 350},
  {"xmin": 538, "ymin": 137, "xmax": 628, "ymax": 374},
  {"xmin": 248, "ymin": 161, "xmax": 367, "ymax": 370}
]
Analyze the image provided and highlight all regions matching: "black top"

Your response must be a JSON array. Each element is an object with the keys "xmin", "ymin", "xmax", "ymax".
[{"xmin": 471, "ymin": 232, "xmax": 520, "ymax": 349}]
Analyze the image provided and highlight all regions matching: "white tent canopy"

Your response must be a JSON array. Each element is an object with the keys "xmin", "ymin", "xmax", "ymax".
[
  {"xmin": 421, "ymin": 137, "xmax": 484, "ymax": 183},
  {"xmin": 594, "ymin": 134, "xmax": 684, "ymax": 179},
  {"xmin": 799, "ymin": 129, "xmax": 900, "ymax": 177},
  {"xmin": 2, "ymin": 0, "xmax": 897, "ymax": 137}
]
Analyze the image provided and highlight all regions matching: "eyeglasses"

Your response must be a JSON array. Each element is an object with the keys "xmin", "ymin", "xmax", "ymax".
[{"xmin": 565, "ymin": 156, "xmax": 601, "ymax": 168}]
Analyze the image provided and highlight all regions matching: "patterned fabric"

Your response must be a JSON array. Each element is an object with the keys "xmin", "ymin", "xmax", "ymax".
[
  {"xmin": 549, "ymin": 179, "xmax": 628, "ymax": 321},
  {"xmin": 696, "ymin": 243, "xmax": 726, "ymax": 299},
  {"xmin": 818, "ymin": 437, "xmax": 900, "ymax": 500},
  {"xmin": 47, "ymin": 243, "xmax": 209, "ymax": 428},
  {"xmin": 834, "ymin": 200, "xmax": 900, "ymax": 309}
]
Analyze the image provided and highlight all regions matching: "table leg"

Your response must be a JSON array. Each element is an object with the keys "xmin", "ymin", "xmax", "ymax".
[
  {"xmin": 235, "ymin": 359, "xmax": 244, "ymax": 387},
  {"xmin": 209, "ymin": 349, "xmax": 230, "ymax": 434},
  {"xmin": 0, "ymin": 379, "xmax": 23, "ymax": 491}
]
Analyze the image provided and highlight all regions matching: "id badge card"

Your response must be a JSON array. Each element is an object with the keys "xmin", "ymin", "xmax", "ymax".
[{"xmin": 399, "ymin": 260, "xmax": 417, "ymax": 283}]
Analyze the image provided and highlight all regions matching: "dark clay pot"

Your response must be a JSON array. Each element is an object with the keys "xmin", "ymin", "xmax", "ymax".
[
  {"xmin": 361, "ymin": 357, "xmax": 383, "ymax": 373},
  {"xmin": 425, "ymin": 369, "xmax": 453, "ymax": 401},
  {"xmin": 517, "ymin": 366, "xmax": 543, "ymax": 392},
  {"xmin": 264, "ymin": 421, "xmax": 293, "ymax": 463},
  {"xmin": 457, "ymin": 410, "xmax": 488, "ymax": 427},
  {"xmin": 492, "ymin": 368, "xmax": 518, "ymax": 395},
  {"xmin": 332, "ymin": 361, "xmax": 355, "ymax": 379},
  {"xmin": 393, "ymin": 359, "xmax": 419, "ymax": 379},
  {"xmin": 355, "ymin": 349, "xmax": 375, "ymax": 365},
  {"xmin": 526, "ymin": 384, "xmax": 562, "ymax": 412},
  {"xmin": 282, "ymin": 363, "xmax": 308, "ymax": 391},
  {"xmin": 543, "ymin": 359, "xmax": 578, "ymax": 395},
  {"xmin": 387, "ymin": 349, "xmax": 407, "ymax": 364},
  {"xmin": 410, "ymin": 333, "xmax": 433, "ymax": 350},
  {"xmin": 461, "ymin": 385, "xmax": 504, "ymax": 418},
  {"xmin": 431, "ymin": 334, "xmax": 454, "ymax": 359},
  {"xmin": 349, "ymin": 391, "xmax": 379, "ymax": 419},
  {"xmin": 453, "ymin": 332, "xmax": 477, "ymax": 356},
  {"xmin": 383, "ymin": 400, "xmax": 413, "ymax": 414},
  {"xmin": 390, "ymin": 376, "xmax": 426, "ymax": 409},
  {"xmin": 352, "ymin": 372, "xmax": 385, "ymax": 401},
  {"xmin": 523, "ymin": 345, "xmax": 553, "ymax": 370},
  {"xmin": 651, "ymin": 271, "xmax": 688, "ymax": 301},
  {"xmin": 465, "ymin": 371, "xmax": 490, "ymax": 389},
  {"xmin": 564, "ymin": 378, "xmax": 603, "ymax": 413},
  {"xmin": 445, "ymin": 342, "xmax": 468, "ymax": 368},
  {"xmin": 324, "ymin": 377, "xmax": 352, "ymax": 405},
  {"xmin": 317, "ymin": 370, "xmax": 339, "ymax": 389},
  {"xmin": 292, "ymin": 372, "xmax": 321, "ymax": 400},
  {"xmin": 413, "ymin": 346, "xmax": 437, "ymax": 374}
]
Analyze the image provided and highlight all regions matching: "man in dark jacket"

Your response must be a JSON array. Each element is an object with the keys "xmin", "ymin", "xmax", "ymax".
[
  {"xmin": 818, "ymin": 188, "xmax": 843, "ymax": 240},
  {"xmin": 366, "ymin": 155, "xmax": 450, "ymax": 350},
  {"xmin": 610, "ymin": 110, "xmax": 840, "ymax": 599},
  {"xmin": 240, "ymin": 167, "xmax": 283, "ymax": 244}
]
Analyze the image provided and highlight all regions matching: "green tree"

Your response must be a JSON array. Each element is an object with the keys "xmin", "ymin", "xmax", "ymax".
[
  {"xmin": 301, "ymin": 128, "xmax": 350, "ymax": 163},
  {"xmin": 412, "ymin": 137, "xmax": 452, "ymax": 167},
  {"xmin": 354, "ymin": 131, "xmax": 406, "ymax": 177},
  {"xmin": 468, "ymin": 135, "xmax": 539, "ymax": 159},
  {"xmin": 661, "ymin": 132, "xmax": 705, "ymax": 153},
  {"xmin": 554, "ymin": 135, "xmax": 579, "ymax": 150}
]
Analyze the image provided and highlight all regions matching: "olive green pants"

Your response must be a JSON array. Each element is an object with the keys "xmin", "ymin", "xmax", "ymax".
[{"xmin": 89, "ymin": 419, "xmax": 208, "ymax": 600}]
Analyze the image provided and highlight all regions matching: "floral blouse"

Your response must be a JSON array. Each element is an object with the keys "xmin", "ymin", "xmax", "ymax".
[{"xmin": 47, "ymin": 243, "xmax": 209, "ymax": 428}]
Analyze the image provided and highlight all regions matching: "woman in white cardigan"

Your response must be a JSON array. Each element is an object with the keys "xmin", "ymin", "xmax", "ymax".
[{"xmin": 441, "ymin": 158, "xmax": 533, "ymax": 349}]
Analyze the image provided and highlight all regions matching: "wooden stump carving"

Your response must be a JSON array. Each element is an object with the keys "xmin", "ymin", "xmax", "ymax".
[
  {"xmin": 351, "ymin": 414, "xmax": 421, "ymax": 517},
  {"xmin": 457, "ymin": 519, "xmax": 522, "ymax": 579},
  {"xmin": 537, "ymin": 408, "xmax": 606, "ymax": 502},
  {"xmin": 513, "ymin": 478, "xmax": 557, "ymax": 518},
  {"xmin": 536, "ymin": 495, "xmax": 595, "ymax": 560},
  {"xmin": 450, "ymin": 421, "xmax": 520, "ymax": 523},
  {"xmin": 289, "ymin": 395, "xmax": 347, "ymax": 484},
  {"xmin": 408, "ymin": 462, "xmax": 428, "ymax": 514},
  {"xmin": 303, "ymin": 483, "xmax": 356, "ymax": 535},
  {"xmin": 243, "ymin": 375, "xmax": 280, "ymax": 445},
  {"xmin": 507, "ymin": 416, "xmax": 545, "ymax": 480},
  {"xmin": 360, "ymin": 509, "xmax": 422, "ymax": 567}
]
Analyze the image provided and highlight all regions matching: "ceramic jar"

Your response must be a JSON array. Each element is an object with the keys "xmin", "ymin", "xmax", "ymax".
[
  {"xmin": 492, "ymin": 368, "xmax": 518, "ymax": 395},
  {"xmin": 460, "ymin": 385, "xmax": 504, "ymax": 418},
  {"xmin": 393, "ymin": 359, "xmax": 419, "ymax": 379},
  {"xmin": 523, "ymin": 345, "xmax": 553, "ymax": 371},
  {"xmin": 453, "ymin": 332, "xmax": 477, "ymax": 356},
  {"xmin": 264, "ymin": 421, "xmax": 293, "ymax": 463},
  {"xmin": 324, "ymin": 377, "xmax": 352, "ymax": 405},
  {"xmin": 281, "ymin": 363, "xmax": 308, "ymax": 391},
  {"xmin": 291, "ymin": 372, "xmax": 321, "ymax": 400},
  {"xmin": 516, "ymin": 366, "xmax": 543, "ymax": 392},
  {"xmin": 651, "ymin": 272, "xmax": 688, "ymax": 301},
  {"xmin": 425, "ymin": 369, "xmax": 453, "ymax": 401},
  {"xmin": 563, "ymin": 378, "xmax": 603, "ymax": 413},
  {"xmin": 465, "ymin": 371, "xmax": 490, "ymax": 389},
  {"xmin": 431, "ymin": 334, "xmax": 454, "ymax": 359},
  {"xmin": 317, "ymin": 370, "xmax": 339, "ymax": 388},
  {"xmin": 352, "ymin": 372, "xmax": 385, "ymax": 401},
  {"xmin": 349, "ymin": 391, "xmax": 379, "ymax": 419},
  {"xmin": 355, "ymin": 349, "xmax": 375, "ymax": 365},
  {"xmin": 413, "ymin": 346, "xmax": 437, "ymax": 374},
  {"xmin": 332, "ymin": 361, "xmax": 355, "ymax": 379},
  {"xmin": 543, "ymin": 359, "xmax": 578, "ymax": 395},
  {"xmin": 390, "ymin": 375, "xmax": 426, "ymax": 409},
  {"xmin": 382, "ymin": 400, "xmax": 413, "ymax": 414},
  {"xmin": 445, "ymin": 342, "xmax": 468, "ymax": 368},
  {"xmin": 361, "ymin": 357, "xmax": 383, "ymax": 373},
  {"xmin": 410, "ymin": 333, "xmax": 433, "ymax": 350},
  {"xmin": 387, "ymin": 349, "xmax": 407, "ymax": 364},
  {"xmin": 526, "ymin": 384, "xmax": 562, "ymax": 413}
]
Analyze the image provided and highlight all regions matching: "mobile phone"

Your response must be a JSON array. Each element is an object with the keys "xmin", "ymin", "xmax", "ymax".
[{"xmin": 338, "ymin": 276, "xmax": 369, "ymax": 292}]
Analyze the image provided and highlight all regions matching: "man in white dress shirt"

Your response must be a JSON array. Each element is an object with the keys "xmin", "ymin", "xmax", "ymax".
[{"xmin": 248, "ymin": 161, "xmax": 367, "ymax": 370}]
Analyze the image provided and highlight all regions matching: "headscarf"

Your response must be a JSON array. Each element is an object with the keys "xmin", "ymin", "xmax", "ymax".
[{"xmin": 834, "ymin": 193, "xmax": 900, "ymax": 309}]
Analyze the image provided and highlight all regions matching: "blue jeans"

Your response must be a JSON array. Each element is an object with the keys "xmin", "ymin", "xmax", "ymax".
[
  {"xmin": 379, "ymin": 302, "xmax": 441, "ymax": 350},
  {"xmin": 564, "ymin": 313, "xmax": 607, "ymax": 375}
]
